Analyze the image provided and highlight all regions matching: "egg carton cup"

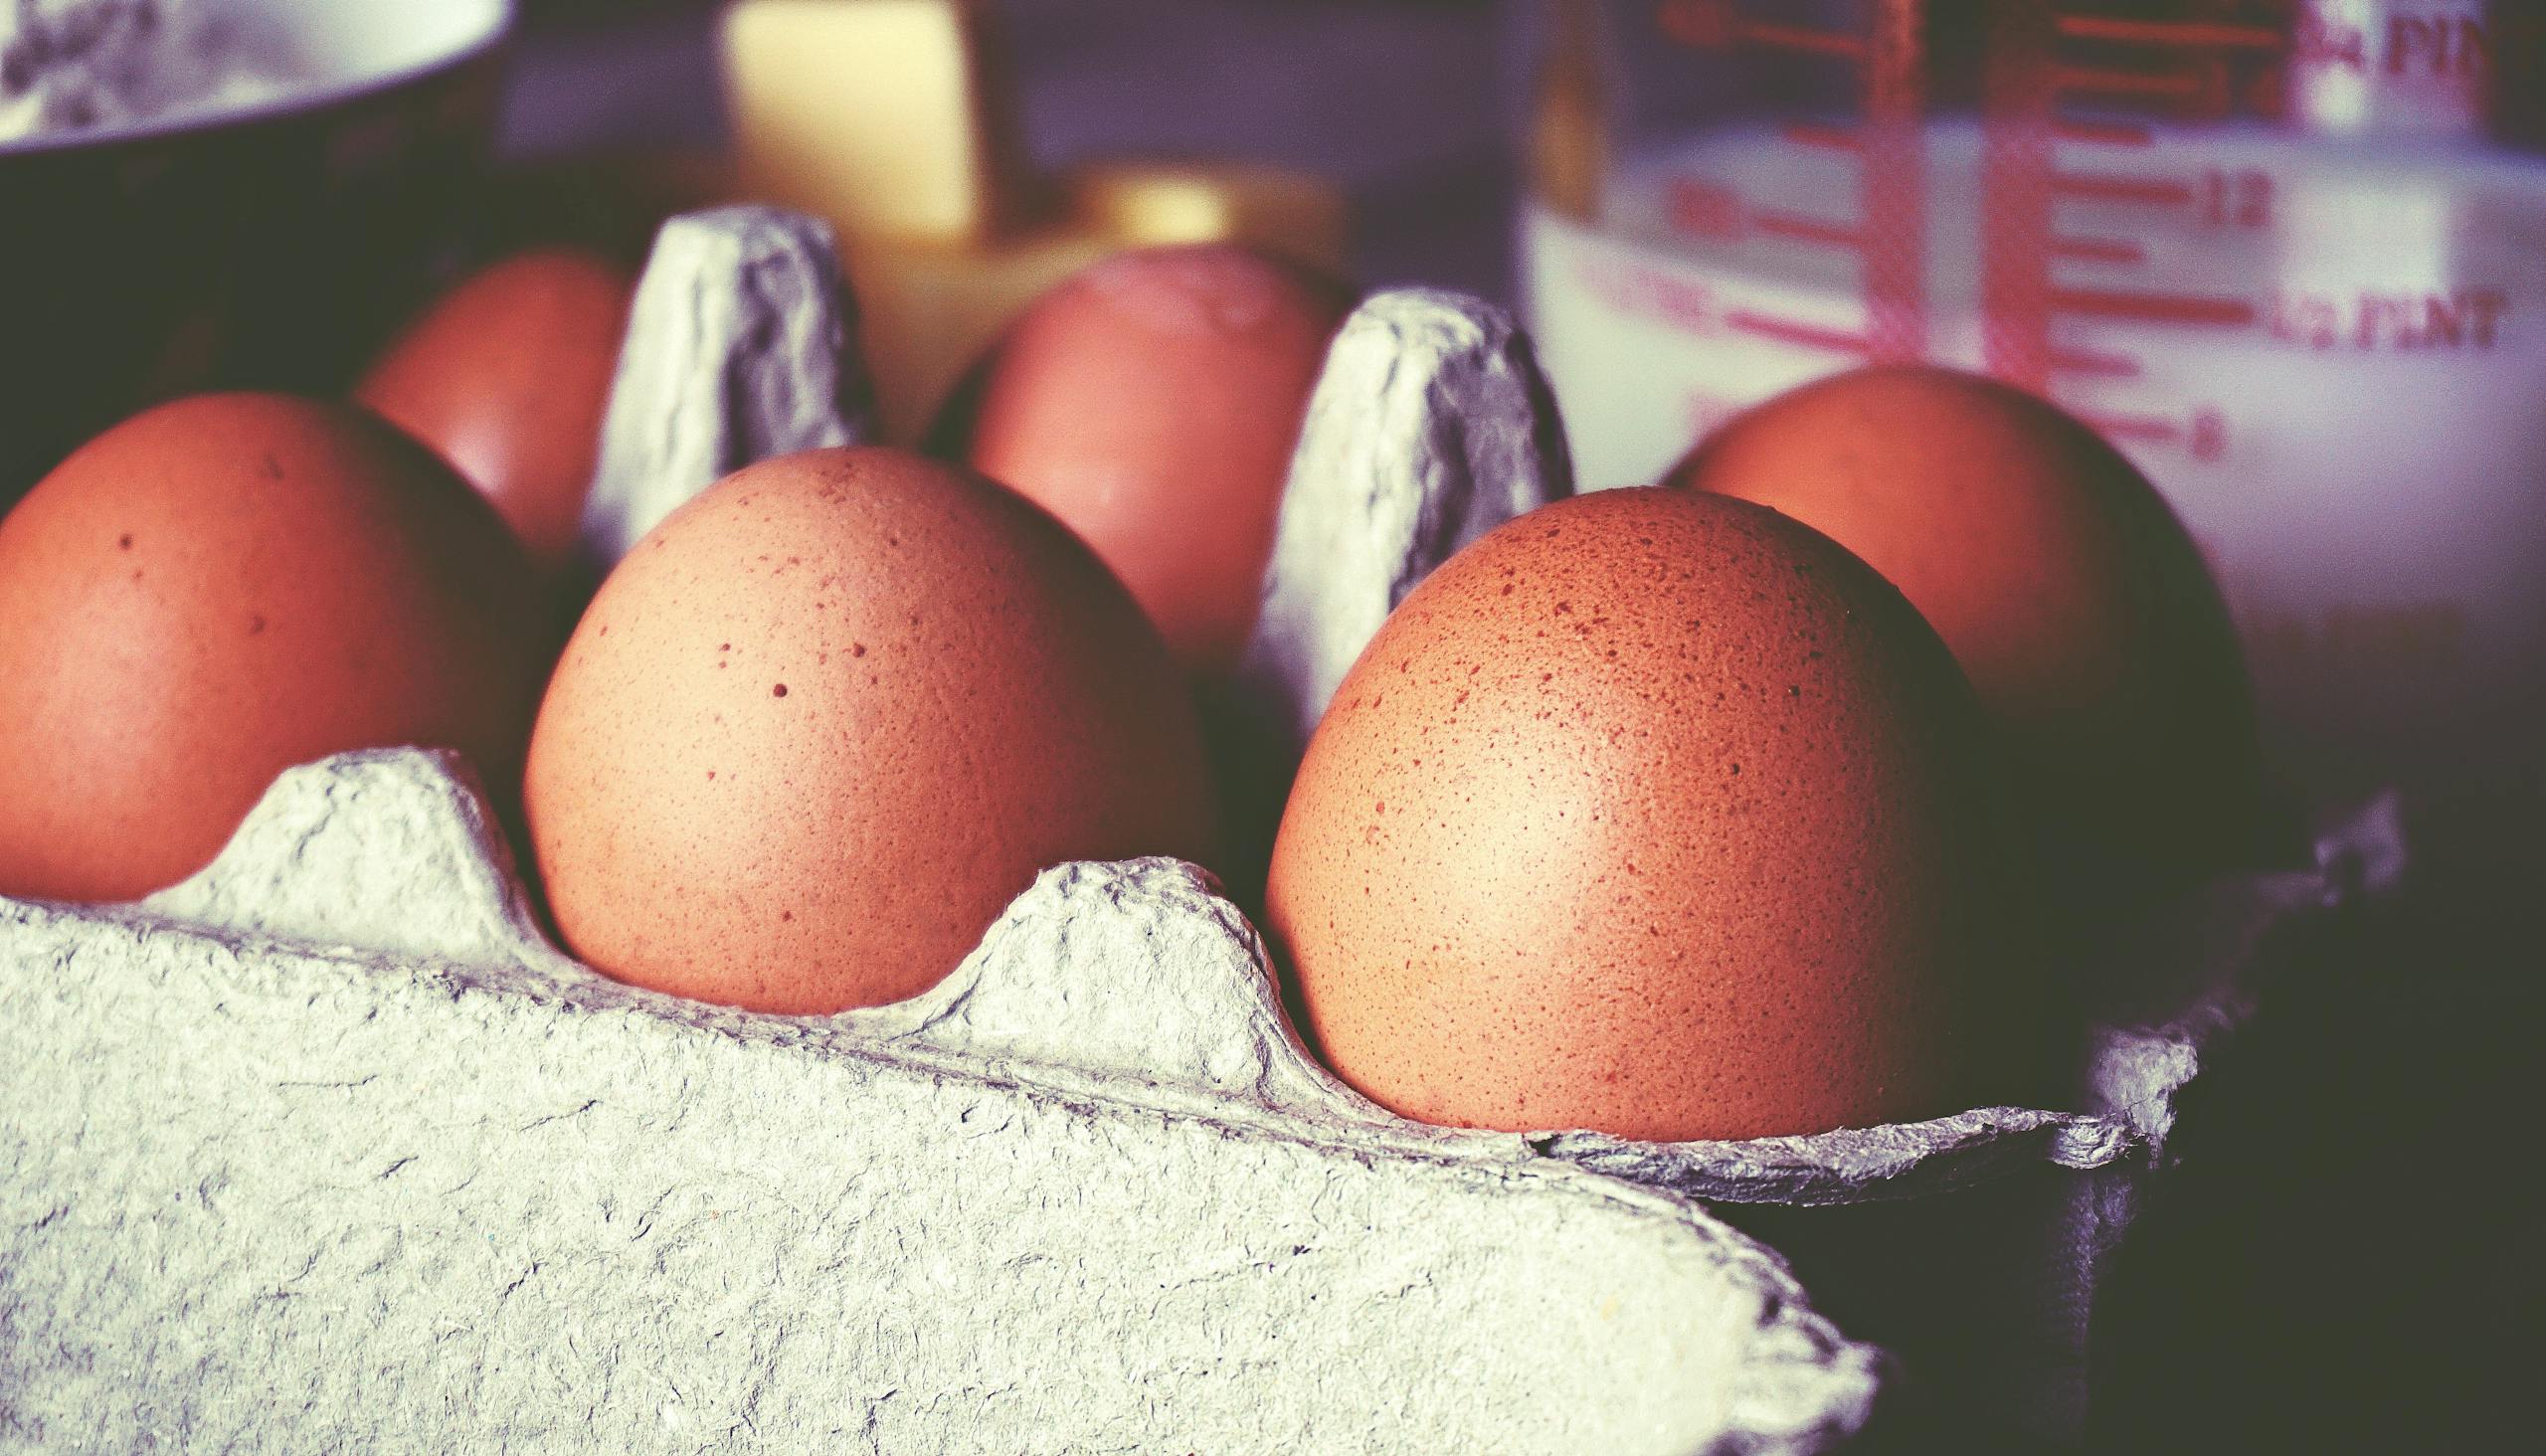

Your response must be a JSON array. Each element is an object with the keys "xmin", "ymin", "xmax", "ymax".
[
  {"xmin": 1, "ymin": 206, "xmax": 2404, "ymax": 1451},
  {"xmin": 581, "ymin": 206, "xmax": 878, "ymax": 569},
  {"xmin": 0, "ymin": 747, "xmax": 1888, "ymax": 1454},
  {"xmin": 0, "ymin": 762, "xmax": 2404, "ymax": 1456}
]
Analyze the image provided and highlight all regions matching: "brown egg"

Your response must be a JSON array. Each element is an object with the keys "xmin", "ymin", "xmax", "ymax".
[
  {"xmin": 1265, "ymin": 488, "xmax": 2041, "ymax": 1143},
  {"xmin": 958, "ymin": 243, "xmax": 1352, "ymax": 674},
  {"xmin": 1668, "ymin": 366, "xmax": 2264, "ymax": 902},
  {"xmin": 0, "ymin": 394, "xmax": 550, "ymax": 903},
  {"xmin": 356, "ymin": 248, "xmax": 635, "ymax": 578},
  {"xmin": 524, "ymin": 447, "xmax": 1218, "ymax": 1014}
]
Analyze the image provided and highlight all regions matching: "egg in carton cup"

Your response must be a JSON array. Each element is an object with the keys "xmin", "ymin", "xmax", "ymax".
[{"xmin": 0, "ymin": 206, "xmax": 2399, "ymax": 1453}]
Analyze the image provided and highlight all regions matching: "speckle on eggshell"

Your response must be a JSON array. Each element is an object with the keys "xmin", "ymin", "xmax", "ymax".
[
  {"xmin": 524, "ymin": 447, "xmax": 1219, "ymax": 1014},
  {"xmin": 0, "ymin": 393, "xmax": 548, "ymax": 903}
]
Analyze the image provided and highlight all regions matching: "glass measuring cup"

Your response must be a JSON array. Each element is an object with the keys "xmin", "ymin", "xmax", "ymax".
[{"xmin": 1512, "ymin": 0, "xmax": 2546, "ymax": 803}]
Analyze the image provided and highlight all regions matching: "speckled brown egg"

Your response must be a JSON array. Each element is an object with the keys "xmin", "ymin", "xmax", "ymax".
[
  {"xmin": 355, "ymin": 248, "xmax": 635, "ymax": 580},
  {"xmin": 0, "ymin": 394, "xmax": 550, "ymax": 903},
  {"xmin": 958, "ymin": 244, "xmax": 1353, "ymax": 674},
  {"xmin": 523, "ymin": 447, "xmax": 1219, "ymax": 1014},
  {"xmin": 1668, "ymin": 366, "xmax": 2264, "ymax": 904},
  {"xmin": 1264, "ymin": 487, "xmax": 2041, "ymax": 1142}
]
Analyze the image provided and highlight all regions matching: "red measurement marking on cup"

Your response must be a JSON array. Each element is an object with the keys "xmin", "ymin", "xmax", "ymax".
[
  {"xmin": 1975, "ymin": 2, "xmax": 2286, "ymax": 455},
  {"xmin": 1861, "ymin": 0, "xmax": 1927, "ymax": 363},
  {"xmin": 2048, "ymin": 235, "xmax": 2147, "ymax": 265},
  {"xmin": 2052, "ymin": 118, "xmax": 2154, "ymax": 148},
  {"xmin": 1751, "ymin": 209, "xmax": 1866, "ymax": 250},
  {"xmin": 2051, "ymin": 287, "xmax": 2257, "ymax": 327},
  {"xmin": 1779, "ymin": 121, "xmax": 1864, "ymax": 154},
  {"xmin": 1657, "ymin": 3, "xmax": 1868, "ymax": 61},
  {"xmin": 1739, "ymin": 21, "xmax": 1868, "ymax": 60},
  {"xmin": 1724, "ymin": 310, "xmax": 1872, "ymax": 356},
  {"xmin": 2053, "ymin": 66, "xmax": 2207, "ymax": 101},
  {"xmin": 2078, "ymin": 407, "xmax": 2230, "ymax": 462},
  {"xmin": 1981, "ymin": 0, "xmax": 2058, "ymax": 390},
  {"xmin": 1569, "ymin": 255, "xmax": 1717, "ymax": 336},
  {"xmin": 2047, "ymin": 346, "xmax": 2142, "ymax": 379},
  {"xmin": 2269, "ymin": 285, "xmax": 2514, "ymax": 351},
  {"xmin": 1648, "ymin": 1, "xmax": 2310, "ymax": 463},
  {"xmin": 2053, "ymin": 17, "xmax": 2281, "ymax": 52},
  {"xmin": 1680, "ymin": 0, "xmax": 1926, "ymax": 363},
  {"xmin": 1666, "ymin": 179, "xmax": 1744, "ymax": 241},
  {"xmin": 2291, "ymin": 7, "xmax": 2502, "ymax": 81},
  {"xmin": 2074, "ymin": 410, "xmax": 2182, "ymax": 444}
]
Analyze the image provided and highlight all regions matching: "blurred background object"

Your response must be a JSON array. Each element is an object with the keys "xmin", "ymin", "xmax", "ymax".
[
  {"xmin": 0, "ymin": 0, "xmax": 511, "ymax": 501},
  {"xmin": 1511, "ymin": 0, "xmax": 2546, "ymax": 816},
  {"xmin": 495, "ymin": 0, "xmax": 1514, "ymax": 299},
  {"xmin": 1, "ymin": 0, "xmax": 1514, "ymax": 496}
]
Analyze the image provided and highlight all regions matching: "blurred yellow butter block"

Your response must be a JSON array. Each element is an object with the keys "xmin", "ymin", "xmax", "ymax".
[
  {"xmin": 723, "ymin": 0, "xmax": 1040, "ymax": 245},
  {"xmin": 1069, "ymin": 160, "xmax": 1347, "ymax": 271},
  {"xmin": 846, "ymin": 228, "xmax": 1110, "ymax": 448},
  {"xmin": 720, "ymin": 0, "xmax": 1350, "ymax": 443}
]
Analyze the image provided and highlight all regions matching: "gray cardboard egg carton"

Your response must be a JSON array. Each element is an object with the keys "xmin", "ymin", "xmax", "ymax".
[{"xmin": 0, "ymin": 208, "xmax": 2401, "ymax": 1453}]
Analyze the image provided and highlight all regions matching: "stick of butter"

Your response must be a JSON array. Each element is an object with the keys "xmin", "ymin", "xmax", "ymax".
[
  {"xmin": 723, "ymin": 0, "xmax": 1040, "ymax": 245},
  {"xmin": 720, "ymin": 0, "xmax": 1350, "ymax": 443}
]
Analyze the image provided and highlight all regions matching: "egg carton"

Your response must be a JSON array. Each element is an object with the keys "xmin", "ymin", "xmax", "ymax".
[{"xmin": 0, "ymin": 208, "xmax": 2404, "ymax": 1452}]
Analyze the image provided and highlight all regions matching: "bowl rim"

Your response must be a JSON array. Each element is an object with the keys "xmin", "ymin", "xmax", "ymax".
[{"xmin": 0, "ymin": 0, "xmax": 517, "ymax": 159}]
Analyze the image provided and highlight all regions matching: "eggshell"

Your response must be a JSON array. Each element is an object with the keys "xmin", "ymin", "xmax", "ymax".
[
  {"xmin": 356, "ymin": 249, "xmax": 636, "ymax": 578},
  {"xmin": 1667, "ymin": 366, "xmax": 2264, "ymax": 902},
  {"xmin": 523, "ymin": 447, "xmax": 1219, "ymax": 1014},
  {"xmin": 1265, "ymin": 488, "xmax": 2041, "ymax": 1143},
  {"xmin": 0, "ymin": 394, "xmax": 550, "ymax": 903},
  {"xmin": 958, "ymin": 244, "xmax": 1353, "ymax": 674}
]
